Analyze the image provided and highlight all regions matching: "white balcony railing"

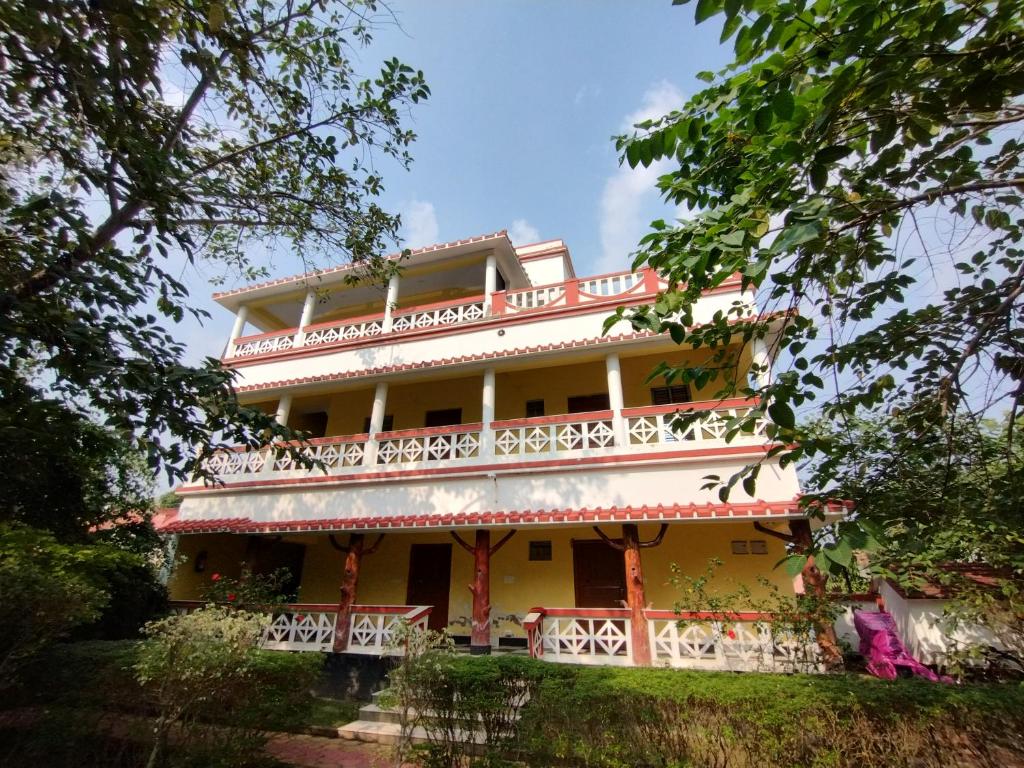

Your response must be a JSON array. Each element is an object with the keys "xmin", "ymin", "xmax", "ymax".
[
  {"xmin": 200, "ymin": 400, "xmax": 769, "ymax": 481},
  {"xmin": 347, "ymin": 605, "xmax": 433, "ymax": 655},
  {"xmin": 524, "ymin": 608, "xmax": 820, "ymax": 673},
  {"xmin": 224, "ymin": 269, "xmax": 679, "ymax": 360}
]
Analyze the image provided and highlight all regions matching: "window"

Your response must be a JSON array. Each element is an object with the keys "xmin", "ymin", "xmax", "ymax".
[
  {"xmin": 525, "ymin": 399, "xmax": 545, "ymax": 418},
  {"xmin": 293, "ymin": 410, "xmax": 328, "ymax": 438},
  {"xmin": 731, "ymin": 539, "xmax": 768, "ymax": 555},
  {"xmin": 424, "ymin": 408, "xmax": 462, "ymax": 427},
  {"xmin": 567, "ymin": 393, "xmax": 610, "ymax": 413},
  {"xmin": 650, "ymin": 385, "xmax": 692, "ymax": 405},
  {"xmin": 362, "ymin": 414, "xmax": 394, "ymax": 433},
  {"xmin": 529, "ymin": 540, "xmax": 552, "ymax": 561}
]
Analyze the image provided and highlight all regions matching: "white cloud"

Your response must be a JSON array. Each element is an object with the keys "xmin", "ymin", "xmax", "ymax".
[
  {"xmin": 508, "ymin": 218, "xmax": 541, "ymax": 245},
  {"xmin": 401, "ymin": 199, "xmax": 439, "ymax": 249},
  {"xmin": 597, "ymin": 81, "xmax": 683, "ymax": 273}
]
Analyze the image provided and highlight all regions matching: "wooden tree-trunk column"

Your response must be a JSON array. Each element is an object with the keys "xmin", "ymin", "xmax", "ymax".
[
  {"xmin": 788, "ymin": 519, "xmax": 843, "ymax": 669},
  {"xmin": 469, "ymin": 529, "xmax": 492, "ymax": 654},
  {"xmin": 622, "ymin": 524, "xmax": 652, "ymax": 666},
  {"xmin": 332, "ymin": 533, "xmax": 364, "ymax": 653}
]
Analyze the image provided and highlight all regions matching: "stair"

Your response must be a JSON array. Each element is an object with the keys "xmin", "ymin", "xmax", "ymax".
[{"xmin": 337, "ymin": 690, "xmax": 485, "ymax": 748}]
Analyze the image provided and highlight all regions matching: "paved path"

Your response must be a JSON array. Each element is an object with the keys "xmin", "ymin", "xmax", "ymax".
[{"xmin": 266, "ymin": 732, "xmax": 400, "ymax": 768}]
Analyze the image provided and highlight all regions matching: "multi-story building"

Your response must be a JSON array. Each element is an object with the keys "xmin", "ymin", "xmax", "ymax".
[{"xmin": 160, "ymin": 230, "xmax": 824, "ymax": 670}]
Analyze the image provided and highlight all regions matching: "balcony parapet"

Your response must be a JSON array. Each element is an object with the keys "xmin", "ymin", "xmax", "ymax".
[
  {"xmin": 225, "ymin": 269, "xmax": 691, "ymax": 362},
  {"xmin": 195, "ymin": 399, "xmax": 768, "ymax": 488}
]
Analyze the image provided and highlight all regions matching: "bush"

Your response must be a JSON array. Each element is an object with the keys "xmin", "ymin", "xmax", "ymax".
[{"xmin": 518, "ymin": 663, "xmax": 1024, "ymax": 768}]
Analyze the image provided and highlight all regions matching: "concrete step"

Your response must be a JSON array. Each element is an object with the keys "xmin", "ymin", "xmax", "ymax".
[
  {"xmin": 338, "ymin": 719, "xmax": 485, "ymax": 749},
  {"xmin": 356, "ymin": 702, "xmax": 407, "ymax": 725}
]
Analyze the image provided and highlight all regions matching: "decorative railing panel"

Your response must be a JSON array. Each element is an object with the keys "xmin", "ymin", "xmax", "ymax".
[
  {"xmin": 526, "ymin": 609, "xmax": 633, "ymax": 666},
  {"xmin": 375, "ymin": 426, "xmax": 482, "ymax": 465},
  {"xmin": 391, "ymin": 298, "xmax": 486, "ymax": 333},
  {"xmin": 271, "ymin": 438, "xmax": 366, "ymax": 472},
  {"xmin": 648, "ymin": 612, "xmax": 820, "ymax": 672},
  {"xmin": 578, "ymin": 271, "xmax": 644, "ymax": 299},
  {"xmin": 232, "ymin": 331, "xmax": 295, "ymax": 357},
  {"xmin": 504, "ymin": 285, "xmax": 567, "ymax": 312},
  {"xmin": 347, "ymin": 605, "xmax": 433, "ymax": 655},
  {"xmin": 262, "ymin": 609, "xmax": 338, "ymax": 652},
  {"xmin": 203, "ymin": 448, "xmax": 271, "ymax": 476},
  {"xmin": 625, "ymin": 404, "xmax": 767, "ymax": 447},
  {"xmin": 493, "ymin": 413, "xmax": 615, "ymax": 457},
  {"xmin": 303, "ymin": 317, "xmax": 383, "ymax": 347}
]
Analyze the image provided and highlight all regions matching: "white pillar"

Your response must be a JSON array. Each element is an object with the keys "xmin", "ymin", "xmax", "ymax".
[
  {"xmin": 751, "ymin": 337, "xmax": 773, "ymax": 390},
  {"xmin": 363, "ymin": 381, "xmax": 389, "ymax": 465},
  {"xmin": 294, "ymin": 289, "xmax": 317, "ymax": 346},
  {"xmin": 274, "ymin": 394, "xmax": 293, "ymax": 426},
  {"xmin": 483, "ymin": 253, "xmax": 497, "ymax": 314},
  {"xmin": 605, "ymin": 353, "xmax": 627, "ymax": 447},
  {"xmin": 382, "ymin": 274, "xmax": 400, "ymax": 333},
  {"xmin": 227, "ymin": 304, "xmax": 250, "ymax": 356},
  {"xmin": 481, "ymin": 368, "xmax": 496, "ymax": 457}
]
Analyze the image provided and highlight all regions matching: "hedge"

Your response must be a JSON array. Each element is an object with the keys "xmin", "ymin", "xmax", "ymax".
[{"xmin": 436, "ymin": 656, "xmax": 1024, "ymax": 768}]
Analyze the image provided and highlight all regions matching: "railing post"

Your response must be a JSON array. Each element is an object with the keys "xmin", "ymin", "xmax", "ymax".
[
  {"xmin": 751, "ymin": 336, "xmax": 773, "ymax": 390},
  {"xmin": 363, "ymin": 381, "xmax": 389, "ymax": 465},
  {"xmin": 564, "ymin": 278, "xmax": 580, "ymax": 306},
  {"xmin": 275, "ymin": 394, "xmax": 293, "ymax": 427},
  {"xmin": 605, "ymin": 353, "xmax": 627, "ymax": 448},
  {"xmin": 622, "ymin": 524, "xmax": 652, "ymax": 666},
  {"xmin": 295, "ymin": 289, "xmax": 317, "ymax": 347},
  {"xmin": 642, "ymin": 267, "xmax": 660, "ymax": 294},
  {"xmin": 382, "ymin": 274, "xmax": 400, "ymax": 333},
  {"xmin": 491, "ymin": 290, "xmax": 506, "ymax": 316},
  {"xmin": 227, "ymin": 304, "xmax": 250, "ymax": 357},
  {"xmin": 481, "ymin": 367, "xmax": 496, "ymax": 457},
  {"xmin": 483, "ymin": 252, "xmax": 497, "ymax": 314}
]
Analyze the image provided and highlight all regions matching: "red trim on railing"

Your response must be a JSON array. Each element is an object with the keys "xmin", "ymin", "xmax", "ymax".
[
  {"xmin": 375, "ymin": 422, "xmax": 483, "ymax": 440},
  {"xmin": 644, "ymin": 609, "xmax": 776, "ymax": 621},
  {"xmin": 530, "ymin": 606, "xmax": 632, "ymax": 619},
  {"xmin": 302, "ymin": 311, "xmax": 386, "ymax": 332},
  {"xmin": 491, "ymin": 410, "xmax": 614, "ymax": 429},
  {"xmin": 351, "ymin": 604, "xmax": 426, "ymax": 615},
  {"xmin": 405, "ymin": 605, "xmax": 434, "ymax": 623},
  {"xmin": 621, "ymin": 398, "xmax": 758, "ymax": 418},
  {"xmin": 393, "ymin": 294, "xmax": 486, "ymax": 315},
  {"xmin": 168, "ymin": 600, "xmax": 340, "ymax": 612}
]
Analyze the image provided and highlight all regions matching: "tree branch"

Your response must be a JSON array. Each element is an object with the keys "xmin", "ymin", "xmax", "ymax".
[
  {"xmin": 450, "ymin": 531, "xmax": 475, "ymax": 555},
  {"xmin": 592, "ymin": 526, "xmax": 625, "ymax": 551},
  {"xmin": 490, "ymin": 529, "xmax": 517, "ymax": 555},
  {"xmin": 753, "ymin": 521, "xmax": 796, "ymax": 543}
]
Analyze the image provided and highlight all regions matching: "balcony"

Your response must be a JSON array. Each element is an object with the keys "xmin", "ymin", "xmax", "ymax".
[
  {"xmin": 200, "ymin": 398, "xmax": 768, "ymax": 487},
  {"xmin": 226, "ymin": 269, "xmax": 664, "ymax": 362}
]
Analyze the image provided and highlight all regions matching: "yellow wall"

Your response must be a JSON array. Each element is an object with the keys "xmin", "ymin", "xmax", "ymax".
[
  {"xmin": 494, "ymin": 361, "xmax": 608, "ymax": 420},
  {"xmin": 323, "ymin": 388, "xmax": 376, "ymax": 436},
  {"xmin": 619, "ymin": 347, "xmax": 744, "ymax": 407},
  {"xmin": 379, "ymin": 375, "xmax": 484, "ymax": 431},
  {"xmin": 168, "ymin": 534, "xmax": 250, "ymax": 599},
  {"xmin": 168, "ymin": 523, "xmax": 794, "ymax": 638}
]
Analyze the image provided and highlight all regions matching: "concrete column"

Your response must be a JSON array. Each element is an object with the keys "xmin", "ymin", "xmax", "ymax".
[
  {"xmin": 483, "ymin": 253, "xmax": 497, "ymax": 314},
  {"xmin": 274, "ymin": 394, "xmax": 293, "ymax": 427},
  {"xmin": 751, "ymin": 336, "xmax": 773, "ymax": 390},
  {"xmin": 481, "ymin": 367, "xmax": 496, "ymax": 457},
  {"xmin": 294, "ymin": 289, "xmax": 317, "ymax": 346},
  {"xmin": 605, "ymin": 353, "xmax": 627, "ymax": 447},
  {"xmin": 382, "ymin": 274, "xmax": 401, "ymax": 333},
  {"xmin": 227, "ymin": 304, "xmax": 250, "ymax": 356},
  {"xmin": 363, "ymin": 381, "xmax": 389, "ymax": 465}
]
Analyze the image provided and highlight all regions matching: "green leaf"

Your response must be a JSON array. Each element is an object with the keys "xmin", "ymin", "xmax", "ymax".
[
  {"xmin": 784, "ymin": 555, "xmax": 808, "ymax": 577},
  {"xmin": 814, "ymin": 145, "xmax": 852, "ymax": 164},
  {"xmin": 771, "ymin": 90, "xmax": 794, "ymax": 120},
  {"xmin": 754, "ymin": 105, "xmax": 773, "ymax": 133},
  {"xmin": 768, "ymin": 401, "xmax": 796, "ymax": 429},
  {"xmin": 695, "ymin": 0, "xmax": 722, "ymax": 23}
]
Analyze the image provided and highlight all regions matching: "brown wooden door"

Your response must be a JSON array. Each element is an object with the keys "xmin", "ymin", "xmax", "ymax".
[
  {"xmin": 406, "ymin": 544, "xmax": 452, "ymax": 631},
  {"xmin": 572, "ymin": 540, "xmax": 626, "ymax": 608}
]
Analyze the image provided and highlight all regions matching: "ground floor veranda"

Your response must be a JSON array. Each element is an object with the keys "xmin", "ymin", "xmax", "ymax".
[{"xmin": 167, "ymin": 520, "xmax": 821, "ymax": 671}]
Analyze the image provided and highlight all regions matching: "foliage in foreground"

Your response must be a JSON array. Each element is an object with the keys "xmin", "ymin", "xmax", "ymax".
[
  {"xmin": 0, "ymin": 523, "xmax": 166, "ymax": 689},
  {"xmin": 611, "ymin": 0, "xmax": 1024, "ymax": 553},
  {"xmin": 394, "ymin": 653, "xmax": 1024, "ymax": 768},
  {"xmin": 6, "ymin": 635, "xmax": 324, "ymax": 767}
]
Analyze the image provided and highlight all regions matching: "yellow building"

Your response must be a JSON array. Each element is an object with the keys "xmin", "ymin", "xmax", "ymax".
[{"xmin": 161, "ymin": 231, "xmax": 824, "ymax": 670}]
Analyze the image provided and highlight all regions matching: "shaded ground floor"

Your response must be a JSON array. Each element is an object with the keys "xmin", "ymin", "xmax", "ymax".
[{"xmin": 167, "ymin": 520, "xmax": 817, "ymax": 669}]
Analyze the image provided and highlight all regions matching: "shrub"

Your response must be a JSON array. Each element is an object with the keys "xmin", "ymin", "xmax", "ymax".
[
  {"xmin": 518, "ymin": 663, "xmax": 1024, "ymax": 768},
  {"xmin": 134, "ymin": 605, "xmax": 321, "ymax": 767}
]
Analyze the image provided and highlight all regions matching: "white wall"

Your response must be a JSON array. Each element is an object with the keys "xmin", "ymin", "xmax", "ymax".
[
  {"xmin": 178, "ymin": 452, "xmax": 801, "ymax": 526},
  {"xmin": 520, "ymin": 254, "xmax": 569, "ymax": 285}
]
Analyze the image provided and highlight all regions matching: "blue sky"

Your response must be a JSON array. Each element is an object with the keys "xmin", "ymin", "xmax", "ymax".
[{"xmin": 179, "ymin": 1, "xmax": 731, "ymax": 361}]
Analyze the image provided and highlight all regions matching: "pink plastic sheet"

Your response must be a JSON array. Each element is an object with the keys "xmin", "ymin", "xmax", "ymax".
[{"xmin": 853, "ymin": 610, "xmax": 953, "ymax": 683}]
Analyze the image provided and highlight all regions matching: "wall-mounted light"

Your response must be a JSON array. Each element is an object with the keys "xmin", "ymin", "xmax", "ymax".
[{"xmin": 497, "ymin": 329, "xmax": 506, "ymax": 336}]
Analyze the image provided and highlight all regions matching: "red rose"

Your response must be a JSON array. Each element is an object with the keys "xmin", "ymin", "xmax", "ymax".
[
  {"xmin": 211, "ymin": 573, "xmax": 221, "ymax": 582},
  {"xmin": 296, "ymin": 614, "xmax": 305, "ymax": 622},
  {"xmin": 727, "ymin": 629, "xmax": 736, "ymax": 640},
  {"xmin": 227, "ymin": 593, "xmax": 236, "ymax": 602}
]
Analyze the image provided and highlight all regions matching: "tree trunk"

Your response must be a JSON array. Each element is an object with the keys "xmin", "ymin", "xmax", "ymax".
[
  {"xmin": 469, "ymin": 529, "xmax": 492, "ymax": 654},
  {"xmin": 788, "ymin": 519, "xmax": 843, "ymax": 669},
  {"xmin": 332, "ymin": 533, "xmax": 364, "ymax": 653},
  {"xmin": 622, "ymin": 524, "xmax": 652, "ymax": 666}
]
